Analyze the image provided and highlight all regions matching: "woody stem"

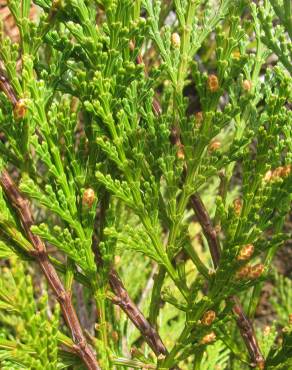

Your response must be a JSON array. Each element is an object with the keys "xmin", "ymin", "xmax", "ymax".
[
  {"xmin": 190, "ymin": 193, "xmax": 265, "ymax": 368},
  {"xmin": 0, "ymin": 170, "xmax": 100, "ymax": 370}
]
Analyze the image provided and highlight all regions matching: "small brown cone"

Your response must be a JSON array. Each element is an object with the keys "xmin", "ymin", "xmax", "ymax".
[
  {"xmin": 195, "ymin": 111, "xmax": 203, "ymax": 128},
  {"xmin": 208, "ymin": 140, "xmax": 221, "ymax": 152},
  {"xmin": 242, "ymin": 79, "xmax": 252, "ymax": 92},
  {"xmin": 237, "ymin": 244, "xmax": 254, "ymax": 261},
  {"xmin": 201, "ymin": 310, "xmax": 216, "ymax": 326},
  {"xmin": 82, "ymin": 188, "xmax": 95, "ymax": 208},
  {"xmin": 13, "ymin": 99, "xmax": 27, "ymax": 120},
  {"xmin": 236, "ymin": 265, "xmax": 251, "ymax": 279},
  {"xmin": 248, "ymin": 263, "xmax": 264, "ymax": 279},
  {"xmin": 171, "ymin": 33, "xmax": 181, "ymax": 48},
  {"xmin": 233, "ymin": 198, "xmax": 242, "ymax": 216},
  {"xmin": 207, "ymin": 74, "xmax": 219, "ymax": 92},
  {"xmin": 200, "ymin": 332, "xmax": 216, "ymax": 344}
]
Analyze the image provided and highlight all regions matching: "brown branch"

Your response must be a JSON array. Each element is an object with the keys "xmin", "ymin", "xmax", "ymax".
[
  {"xmin": 190, "ymin": 193, "xmax": 265, "ymax": 369},
  {"xmin": 92, "ymin": 236, "xmax": 167, "ymax": 357},
  {"xmin": 190, "ymin": 193, "xmax": 221, "ymax": 267},
  {"xmin": 0, "ymin": 72, "xmax": 18, "ymax": 105},
  {"xmin": 0, "ymin": 170, "xmax": 100, "ymax": 370},
  {"xmin": 109, "ymin": 268, "xmax": 167, "ymax": 357},
  {"xmin": 231, "ymin": 296, "xmax": 265, "ymax": 369}
]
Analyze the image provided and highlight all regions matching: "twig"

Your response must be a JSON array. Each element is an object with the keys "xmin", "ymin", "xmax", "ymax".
[
  {"xmin": 190, "ymin": 193, "xmax": 221, "ymax": 267},
  {"xmin": 0, "ymin": 170, "xmax": 100, "ymax": 370},
  {"xmin": 190, "ymin": 193, "xmax": 265, "ymax": 369},
  {"xmin": 0, "ymin": 72, "xmax": 18, "ymax": 105},
  {"xmin": 109, "ymin": 268, "xmax": 167, "ymax": 356},
  {"xmin": 92, "ymin": 236, "xmax": 167, "ymax": 357},
  {"xmin": 231, "ymin": 296, "xmax": 265, "ymax": 369},
  {"xmin": 93, "ymin": 189, "xmax": 168, "ymax": 357}
]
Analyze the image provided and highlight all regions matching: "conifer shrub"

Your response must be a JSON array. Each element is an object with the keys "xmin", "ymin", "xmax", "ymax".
[{"xmin": 0, "ymin": 1, "xmax": 291, "ymax": 369}]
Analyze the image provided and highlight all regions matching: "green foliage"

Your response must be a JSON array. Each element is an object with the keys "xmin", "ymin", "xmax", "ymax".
[
  {"xmin": 271, "ymin": 272, "xmax": 292, "ymax": 326},
  {"xmin": 0, "ymin": 259, "xmax": 62, "ymax": 369},
  {"xmin": 257, "ymin": 0, "xmax": 292, "ymax": 74},
  {"xmin": 0, "ymin": 0, "xmax": 290, "ymax": 369}
]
